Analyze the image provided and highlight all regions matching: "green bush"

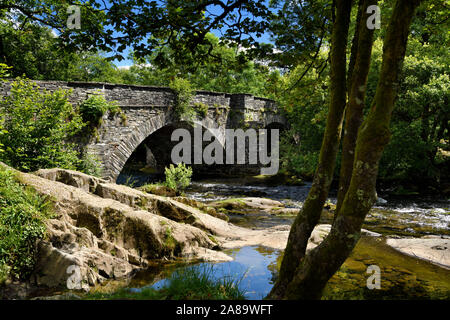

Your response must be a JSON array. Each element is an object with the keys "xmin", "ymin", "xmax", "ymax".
[
  {"xmin": 164, "ymin": 163, "xmax": 193, "ymax": 192},
  {"xmin": 79, "ymin": 94, "xmax": 121, "ymax": 126},
  {"xmin": 0, "ymin": 64, "xmax": 11, "ymax": 154},
  {"xmin": 159, "ymin": 265, "xmax": 245, "ymax": 300},
  {"xmin": 0, "ymin": 262, "xmax": 10, "ymax": 285},
  {"xmin": 0, "ymin": 167, "xmax": 53, "ymax": 283},
  {"xmin": 0, "ymin": 79, "xmax": 84, "ymax": 172},
  {"xmin": 0, "ymin": 63, "xmax": 11, "ymax": 78},
  {"xmin": 279, "ymin": 128, "xmax": 321, "ymax": 179},
  {"xmin": 0, "ymin": 118, "xmax": 5, "ymax": 154},
  {"xmin": 170, "ymin": 77, "xmax": 195, "ymax": 121},
  {"xmin": 78, "ymin": 152, "xmax": 103, "ymax": 178}
]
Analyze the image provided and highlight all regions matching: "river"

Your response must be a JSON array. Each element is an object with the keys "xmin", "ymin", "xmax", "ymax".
[{"xmin": 111, "ymin": 172, "xmax": 450, "ymax": 299}]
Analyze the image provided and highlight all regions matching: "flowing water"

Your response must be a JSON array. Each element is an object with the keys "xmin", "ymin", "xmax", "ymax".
[{"xmin": 184, "ymin": 179, "xmax": 450, "ymax": 237}]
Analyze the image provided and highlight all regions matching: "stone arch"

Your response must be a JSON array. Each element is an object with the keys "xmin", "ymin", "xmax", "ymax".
[
  {"xmin": 263, "ymin": 116, "xmax": 287, "ymax": 130},
  {"xmin": 104, "ymin": 113, "xmax": 225, "ymax": 181},
  {"xmin": 264, "ymin": 121, "xmax": 286, "ymax": 130}
]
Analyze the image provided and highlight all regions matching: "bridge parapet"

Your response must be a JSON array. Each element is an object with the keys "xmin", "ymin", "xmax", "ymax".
[{"xmin": 0, "ymin": 80, "xmax": 282, "ymax": 114}]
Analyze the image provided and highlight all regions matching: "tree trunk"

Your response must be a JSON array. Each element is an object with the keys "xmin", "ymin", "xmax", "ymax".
[
  {"xmin": 268, "ymin": 0, "xmax": 353, "ymax": 299},
  {"xmin": 275, "ymin": 0, "xmax": 421, "ymax": 300},
  {"xmin": 336, "ymin": 0, "xmax": 378, "ymax": 214},
  {"xmin": 346, "ymin": 0, "xmax": 364, "ymax": 93}
]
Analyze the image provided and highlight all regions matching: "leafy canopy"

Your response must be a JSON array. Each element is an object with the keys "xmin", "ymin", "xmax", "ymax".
[{"xmin": 0, "ymin": 0, "xmax": 274, "ymax": 65}]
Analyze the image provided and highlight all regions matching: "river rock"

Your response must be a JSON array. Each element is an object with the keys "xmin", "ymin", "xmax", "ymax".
[
  {"xmin": 29, "ymin": 169, "xmax": 345, "ymax": 252},
  {"xmin": 209, "ymin": 197, "xmax": 286, "ymax": 214},
  {"xmin": 270, "ymin": 207, "xmax": 301, "ymax": 215},
  {"xmin": 386, "ymin": 236, "xmax": 450, "ymax": 269},
  {"xmin": 172, "ymin": 197, "xmax": 229, "ymax": 221},
  {"xmin": 34, "ymin": 168, "xmax": 108, "ymax": 193},
  {"xmin": 138, "ymin": 184, "xmax": 177, "ymax": 197},
  {"xmin": 376, "ymin": 197, "xmax": 388, "ymax": 205}
]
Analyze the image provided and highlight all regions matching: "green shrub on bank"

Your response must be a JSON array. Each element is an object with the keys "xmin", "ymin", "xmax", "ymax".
[
  {"xmin": 78, "ymin": 152, "xmax": 103, "ymax": 178},
  {"xmin": 0, "ymin": 167, "xmax": 53, "ymax": 284},
  {"xmin": 194, "ymin": 102, "xmax": 209, "ymax": 118},
  {"xmin": 0, "ymin": 65, "xmax": 10, "ymax": 154},
  {"xmin": 0, "ymin": 63, "xmax": 11, "ymax": 79},
  {"xmin": 0, "ymin": 79, "xmax": 84, "ymax": 172},
  {"xmin": 86, "ymin": 265, "xmax": 246, "ymax": 300},
  {"xmin": 0, "ymin": 77, "xmax": 103, "ymax": 176},
  {"xmin": 0, "ymin": 118, "xmax": 5, "ymax": 154},
  {"xmin": 164, "ymin": 163, "xmax": 193, "ymax": 192}
]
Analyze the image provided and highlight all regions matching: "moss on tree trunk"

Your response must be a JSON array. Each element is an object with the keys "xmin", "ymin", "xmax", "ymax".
[
  {"xmin": 336, "ymin": 0, "xmax": 377, "ymax": 215},
  {"xmin": 268, "ymin": 0, "xmax": 421, "ymax": 300}
]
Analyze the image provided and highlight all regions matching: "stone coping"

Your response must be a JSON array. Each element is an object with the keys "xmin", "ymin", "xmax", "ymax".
[{"xmin": 1, "ymin": 79, "xmax": 275, "ymax": 102}]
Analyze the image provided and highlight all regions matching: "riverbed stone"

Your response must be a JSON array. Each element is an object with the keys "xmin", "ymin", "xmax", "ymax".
[
  {"xmin": 172, "ymin": 197, "xmax": 229, "ymax": 221},
  {"xmin": 34, "ymin": 168, "xmax": 108, "ymax": 193},
  {"xmin": 139, "ymin": 184, "xmax": 177, "ymax": 197},
  {"xmin": 209, "ymin": 197, "xmax": 286, "ymax": 215},
  {"xmin": 386, "ymin": 236, "xmax": 450, "ymax": 269}
]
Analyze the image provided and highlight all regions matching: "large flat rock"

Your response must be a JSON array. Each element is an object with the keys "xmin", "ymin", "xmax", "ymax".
[{"xmin": 386, "ymin": 236, "xmax": 450, "ymax": 269}]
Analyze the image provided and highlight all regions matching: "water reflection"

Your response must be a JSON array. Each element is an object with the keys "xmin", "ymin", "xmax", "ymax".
[{"xmin": 138, "ymin": 246, "xmax": 282, "ymax": 300}]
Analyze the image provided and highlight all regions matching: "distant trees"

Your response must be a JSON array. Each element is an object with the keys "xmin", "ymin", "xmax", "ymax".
[
  {"xmin": 277, "ymin": 0, "xmax": 449, "ymax": 189},
  {"xmin": 379, "ymin": 37, "xmax": 449, "ymax": 183},
  {"xmin": 0, "ymin": 20, "xmax": 72, "ymax": 80},
  {"xmin": 0, "ymin": 19, "xmax": 121, "ymax": 82},
  {"xmin": 0, "ymin": 15, "xmax": 277, "ymax": 96},
  {"xmin": 120, "ymin": 33, "xmax": 278, "ymax": 97}
]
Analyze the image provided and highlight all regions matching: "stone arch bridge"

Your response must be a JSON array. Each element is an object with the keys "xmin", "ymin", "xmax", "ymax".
[{"xmin": 0, "ymin": 81, "xmax": 286, "ymax": 181}]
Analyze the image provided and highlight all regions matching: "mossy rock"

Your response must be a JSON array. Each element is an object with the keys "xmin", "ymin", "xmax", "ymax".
[
  {"xmin": 139, "ymin": 184, "xmax": 177, "ymax": 197},
  {"xmin": 322, "ymin": 236, "xmax": 450, "ymax": 300},
  {"xmin": 209, "ymin": 198, "xmax": 248, "ymax": 211},
  {"xmin": 243, "ymin": 172, "xmax": 305, "ymax": 187},
  {"xmin": 155, "ymin": 201, "xmax": 185, "ymax": 222},
  {"xmin": 173, "ymin": 197, "xmax": 229, "ymax": 221},
  {"xmin": 391, "ymin": 186, "xmax": 420, "ymax": 196}
]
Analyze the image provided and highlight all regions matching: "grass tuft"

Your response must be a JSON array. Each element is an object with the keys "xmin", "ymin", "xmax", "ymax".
[
  {"xmin": 86, "ymin": 264, "xmax": 246, "ymax": 300},
  {"xmin": 0, "ymin": 166, "xmax": 54, "ymax": 284}
]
